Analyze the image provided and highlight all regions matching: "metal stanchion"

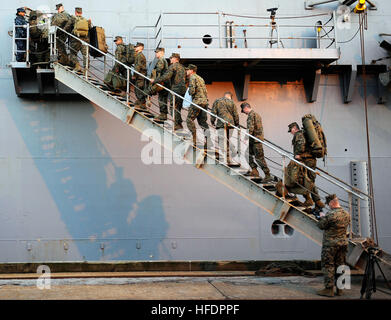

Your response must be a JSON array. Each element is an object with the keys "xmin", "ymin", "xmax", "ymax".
[
  {"xmin": 85, "ymin": 45, "xmax": 89, "ymax": 79},
  {"xmin": 282, "ymin": 155, "xmax": 286, "ymax": 199},
  {"xmin": 126, "ymin": 68, "xmax": 130, "ymax": 105}
]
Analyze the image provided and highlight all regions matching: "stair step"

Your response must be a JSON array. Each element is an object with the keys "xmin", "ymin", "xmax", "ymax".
[
  {"xmin": 227, "ymin": 162, "xmax": 241, "ymax": 168},
  {"xmin": 153, "ymin": 118, "xmax": 166, "ymax": 124}
]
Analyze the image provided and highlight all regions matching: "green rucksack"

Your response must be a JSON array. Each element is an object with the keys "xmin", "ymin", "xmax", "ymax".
[
  {"xmin": 73, "ymin": 16, "xmax": 89, "ymax": 37},
  {"xmin": 302, "ymin": 114, "xmax": 327, "ymax": 159},
  {"xmin": 125, "ymin": 44, "xmax": 135, "ymax": 65}
]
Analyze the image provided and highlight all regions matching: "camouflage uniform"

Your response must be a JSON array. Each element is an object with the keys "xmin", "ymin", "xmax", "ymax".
[
  {"xmin": 186, "ymin": 73, "xmax": 209, "ymax": 138},
  {"xmin": 210, "ymin": 97, "xmax": 239, "ymax": 129},
  {"xmin": 246, "ymin": 110, "xmax": 271, "ymax": 176},
  {"xmin": 104, "ymin": 43, "xmax": 127, "ymax": 90},
  {"xmin": 317, "ymin": 207, "xmax": 351, "ymax": 289},
  {"xmin": 148, "ymin": 57, "xmax": 169, "ymax": 115},
  {"xmin": 211, "ymin": 97, "xmax": 239, "ymax": 159},
  {"xmin": 292, "ymin": 130, "xmax": 321, "ymax": 203},
  {"xmin": 29, "ymin": 14, "xmax": 50, "ymax": 64},
  {"xmin": 155, "ymin": 62, "xmax": 186, "ymax": 126},
  {"xmin": 68, "ymin": 15, "xmax": 91, "ymax": 69},
  {"xmin": 51, "ymin": 11, "xmax": 71, "ymax": 64},
  {"xmin": 133, "ymin": 51, "xmax": 147, "ymax": 107}
]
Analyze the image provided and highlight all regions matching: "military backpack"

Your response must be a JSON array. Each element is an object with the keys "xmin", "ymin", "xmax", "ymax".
[
  {"xmin": 125, "ymin": 44, "xmax": 135, "ymax": 65},
  {"xmin": 301, "ymin": 114, "xmax": 327, "ymax": 159},
  {"xmin": 73, "ymin": 16, "xmax": 89, "ymax": 38}
]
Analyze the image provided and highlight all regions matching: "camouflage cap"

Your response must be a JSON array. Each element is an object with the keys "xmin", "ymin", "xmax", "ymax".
[
  {"xmin": 135, "ymin": 42, "xmax": 144, "ymax": 48},
  {"xmin": 288, "ymin": 122, "xmax": 299, "ymax": 132},
  {"xmin": 325, "ymin": 194, "xmax": 337, "ymax": 205},
  {"xmin": 155, "ymin": 47, "xmax": 165, "ymax": 53},
  {"xmin": 75, "ymin": 7, "xmax": 82, "ymax": 14},
  {"xmin": 186, "ymin": 64, "xmax": 197, "ymax": 72},
  {"xmin": 240, "ymin": 102, "xmax": 250, "ymax": 113},
  {"xmin": 114, "ymin": 36, "xmax": 123, "ymax": 43},
  {"xmin": 55, "ymin": 3, "xmax": 63, "ymax": 10},
  {"xmin": 169, "ymin": 53, "xmax": 180, "ymax": 59}
]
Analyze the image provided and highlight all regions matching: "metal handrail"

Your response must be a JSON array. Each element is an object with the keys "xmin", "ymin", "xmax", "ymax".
[
  {"xmin": 131, "ymin": 11, "xmax": 337, "ymax": 50},
  {"xmin": 52, "ymin": 26, "xmax": 366, "ymax": 201}
]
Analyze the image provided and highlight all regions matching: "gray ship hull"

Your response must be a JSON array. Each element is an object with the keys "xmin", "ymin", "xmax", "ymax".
[{"xmin": 0, "ymin": 0, "xmax": 390, "ymax": 263}]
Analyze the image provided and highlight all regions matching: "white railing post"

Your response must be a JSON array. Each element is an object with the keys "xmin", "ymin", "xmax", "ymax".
[
  {"xmin": 85, "ymin": 45, "xmax": 89, "ymax": 79},
  {"xmin": 126, "ymin": 68, "xmax": 130, "ymax": 105}
]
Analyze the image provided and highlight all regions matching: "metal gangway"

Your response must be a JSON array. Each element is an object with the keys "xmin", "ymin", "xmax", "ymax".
[{"xmin": 20, "ymin": 24, "xmax": 390, "ymax": 275}]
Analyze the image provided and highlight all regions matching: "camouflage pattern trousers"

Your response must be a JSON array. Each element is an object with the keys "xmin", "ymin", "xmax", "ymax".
[
  {"xmin": 134, "ymin": 78, "xmax": 146, "ymax": 106},
  {"xmin": 303, "ymin": 157, "xmax": 321, "ymax": 202},
  {"xmin": 186, "ymin": 104, "xmax": 209, "ymax": 137},
  {"xmin": 148, "ymin": 85, "xmax": 168, "ymax": 114},
  {"xmin": 321, "ymin": 244, "xmax": 348, "ymax": 289},
  {"xmin": 69, "ymin": 37, "xmax": 89, "ymax": 68},
  {"xmin": 56, "ymin": 31, "xmax": 69, "ymax": 64},
  {"xmin": 248, "ymin": 141, "xmax": 270, "ymax": 176}
]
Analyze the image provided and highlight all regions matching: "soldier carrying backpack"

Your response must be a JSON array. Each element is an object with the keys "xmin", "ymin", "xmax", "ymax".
[
  {"xmin": 287, "ymin": 120, "xmax": 325, "ymax": 210},
  {"xmin": 68, "ymin": 7, "xmax": 91, "ymax": 72}
]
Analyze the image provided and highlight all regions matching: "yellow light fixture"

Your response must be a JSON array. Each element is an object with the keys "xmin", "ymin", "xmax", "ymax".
[{"xmin": 354, "ymin": 0, "xmax": 366, "ymax": 13}]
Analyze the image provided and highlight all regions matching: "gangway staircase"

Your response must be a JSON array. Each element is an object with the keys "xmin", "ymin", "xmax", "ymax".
[{"xmin": 50, "ymin": 27, "xmax": 391, "ymax": 278}]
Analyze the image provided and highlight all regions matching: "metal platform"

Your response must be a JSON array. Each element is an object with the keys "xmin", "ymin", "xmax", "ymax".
[{"xmin": 169, "ymin": 48, "xmax": 340, "ymax": 65}]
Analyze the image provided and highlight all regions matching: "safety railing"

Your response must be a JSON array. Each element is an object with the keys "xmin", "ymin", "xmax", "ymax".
[
  {"xmin": 11, "ymin": 23, "xmax": 30, "ymax": 65},
  {"xmin": 50, "ymin": 26, "xmax": 370, "ymax": 233},
  {"xmin": 131, "ymin": 11, "xmax": 338, "ymax": 56}
]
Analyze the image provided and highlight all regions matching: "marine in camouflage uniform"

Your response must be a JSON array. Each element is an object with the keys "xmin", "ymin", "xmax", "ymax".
[
  {"xmin": 133, "ymin": 42, "xmax": 147, "ymax": 109},
  {"xmin": 240, "ymin": 103, "xmax": 272, "ymax": 182},
  {"xmin": 289, "ymin": 122, "xmax": 325, "ymax": 209},
  {"xmin": 147, "ymin": 47, "xmax": 169, "ymax": 120},
  {"xmin": 104, "ymin": 36, "xmax": 127, "ymax": 90},
  {"xmin": 185, "ymin": 64, "xmax": 209, "ymax": 144},
  {"xmin": 153, "ymin": 53, "xmax": 186, "ymax": 130},
  {"xmin": 51, "ymin": 3, "xmax": 71, "ymax": 65},
  {"xmin": 210, "ymin": 92, "xmax": 239, "ymax": 162},
  {"xmin": 317, "ymin": 194, "xmax": 351, "ymax": 297},
  {"xmin": 29, "ymin": 11, "xmax": 50, "ymax": 65},
  {"xmin": 68, "ymin": 7, "xmax": 91, "ymax": 71}
]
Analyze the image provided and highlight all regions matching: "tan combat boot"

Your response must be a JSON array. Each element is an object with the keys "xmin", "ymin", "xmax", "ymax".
[
  {"xmin": 73, "ymin": 63, "xmax": 83, "ymax": 73},
  {"xmin": 174, "ymin": 123, "xmax": 184, "ymax": 131},
  {"xmin": 261, "ymin": 173, "xmax": 274, "ymax": 183},
  {"xmin": 302, "ymin": 193, "xmax": 314, "ymax": 207},
  {"xmin": 315, "ymin": 200, "xmax": 325, "ymax": 209},
  {"xmin": 317, "ymin": 287, "xmax": 334, "ymax": 297},
  {"xmin": 155, "ymin": 113, "xmax": 167, "ymax": 121},
  {"xmin": 336, "ymin": 288, "xmax": 344, "ymax": 296},
  {"xmin": 244, "ymin": 168, "xmax": 260, "ymax": 177}
]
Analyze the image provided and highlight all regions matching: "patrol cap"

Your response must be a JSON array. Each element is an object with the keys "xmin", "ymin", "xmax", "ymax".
[
  {"xmin": 135, "ymin": 42, "xmax": 144, "ymax": 48},
  {"xmin": 240, "ymin": 102, "xmax": 250, "ymax": 113},
  {"xmin": 55, "ymin": 3, "xmax": 63, "ymax": 10},
  {"xmin": 186, "ymin": 64, "xmax": 197, "ymax": 72},
  {"xmin": 17, "ymin": 7, "xmax": 26, "ymax": 13},
  {"xmin": 75, "ymin": 7, "xmax": 83, "ymax": 14},
  {"xmin": 169, "ymin": 53, "xmax": 180, "ymax": 59},
  {"xmin": 155, "ymin": 47, "xmax": 165, "ymax": 53},
  {"xmin": 325, "ymin": 194, "xmax": 337, "ymax": 205},
  {"xmin": 288, "ymin": 122, "xmax": 299, "ymax": 132},
  {"xmin": 114, "ymin": 36, "xmax": 123, "ymax": 43}
]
